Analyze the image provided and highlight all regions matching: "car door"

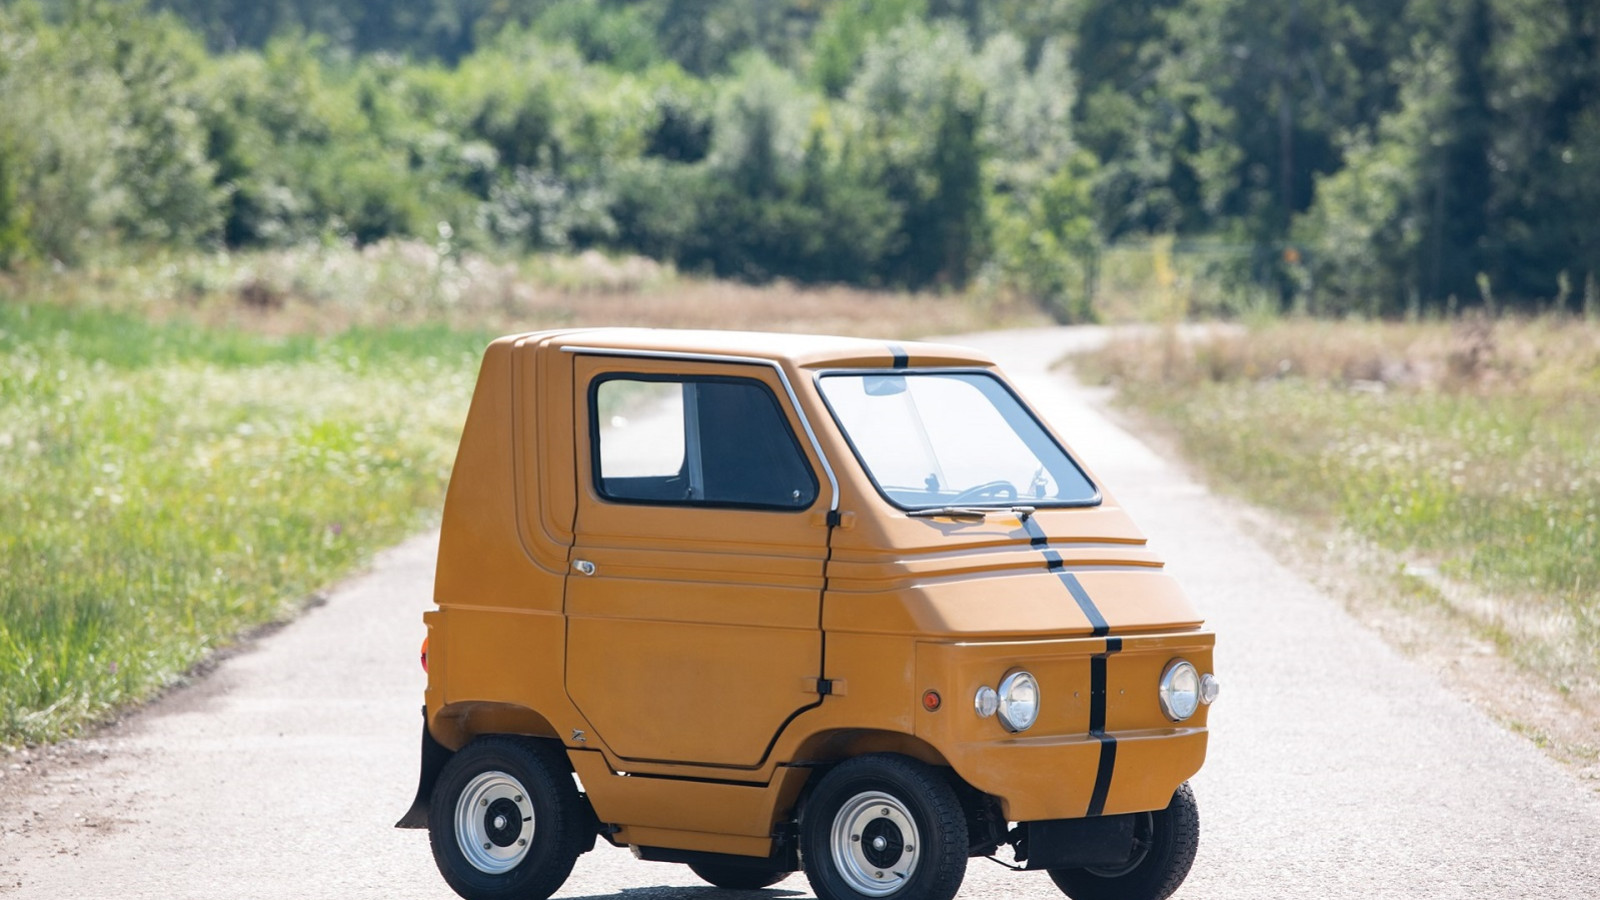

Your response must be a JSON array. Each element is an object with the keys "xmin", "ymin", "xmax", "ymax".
[{"xmin": 564, "ymin": 353, "xmax": 831, "ymax": 768}]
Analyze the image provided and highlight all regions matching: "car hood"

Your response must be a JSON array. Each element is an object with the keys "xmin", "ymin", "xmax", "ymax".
[{"xmin": 822, "ymin": 503, "xmax": 1203, "ymax": 639}]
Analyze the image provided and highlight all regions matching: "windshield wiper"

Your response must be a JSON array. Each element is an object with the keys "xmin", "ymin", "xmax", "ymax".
[{"xmin": 907, "ymin": 505, "xmax": 1036, "ymax": 521}]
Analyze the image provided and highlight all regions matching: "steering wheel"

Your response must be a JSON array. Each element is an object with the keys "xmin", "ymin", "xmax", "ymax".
[{"xmin": 948, "ymin": 480, "xmax": 1018, "ymax": 503}]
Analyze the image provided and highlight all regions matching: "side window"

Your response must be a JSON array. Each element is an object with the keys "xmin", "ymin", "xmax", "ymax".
[{"xmin": 592, "ymin": 375, "xmax": 818, "ymax": 510}]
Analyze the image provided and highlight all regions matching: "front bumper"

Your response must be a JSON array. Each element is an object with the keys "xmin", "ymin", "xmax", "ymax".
[
  {"xmin": 945, "ymin": 726, "xmax": 1207, "ymax": 821},
  {"xmin": 915, "ymin": 630, "xmax": 1214, "ymax": 821}
]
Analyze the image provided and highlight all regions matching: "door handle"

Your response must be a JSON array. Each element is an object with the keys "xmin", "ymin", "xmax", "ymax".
[{"xmin": 573, "ymin": 559, "xmax": 596, "ymax": 576}]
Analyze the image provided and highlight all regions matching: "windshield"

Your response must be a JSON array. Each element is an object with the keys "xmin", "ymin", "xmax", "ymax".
[{"xmin": 818, "ymin": 371, "xmax": 1098, "ymax": 509}]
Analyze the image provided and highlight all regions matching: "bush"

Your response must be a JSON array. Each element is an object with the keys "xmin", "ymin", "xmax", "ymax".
[
  {"xmin": 0, "ymin": 3, "xmax": 224, "ymax": 263},
  {"xmin": 990, "ymin": 152, "xmax": 1100, "ymax": 322}
]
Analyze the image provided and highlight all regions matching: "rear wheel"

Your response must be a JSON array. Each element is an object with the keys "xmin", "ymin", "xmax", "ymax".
[
  {"xmin": 1047, "ymin": 783, "xmax": 1199, "ymax": 900},
  {"xmin": 800, "ymin": 754, "xmax": 967, "ymax": 900},
  {"xmin": 428, "ymin": 735, "xmax": 586, "ymax": 900},
  {"xmin": 688, "ymin": 861, "xmax": 791, "ymax": 889}
]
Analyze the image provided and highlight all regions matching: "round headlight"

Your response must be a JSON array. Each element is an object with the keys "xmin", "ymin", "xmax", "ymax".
[
  {"xmin": 1159, "ymin": 660, "xmax": 1200, "ymax": 721},
  {"xmin": 996, "ymin": 670, "xmax": 1040, "ymax": 733}
]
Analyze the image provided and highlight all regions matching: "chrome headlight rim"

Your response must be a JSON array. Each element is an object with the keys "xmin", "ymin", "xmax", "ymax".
[
  {"xmin": 996, "ymin": 669, "xmax": 1040, "ymax": 733},
  {"xmin": 1158, "ymin": 659, "xmax": 1200, "ymax": 722}
]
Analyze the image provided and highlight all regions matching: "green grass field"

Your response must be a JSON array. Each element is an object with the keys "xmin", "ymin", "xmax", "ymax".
[
  {"xmin": 0, "ymin": 300, "xmax": 484, "ymax": 744},
  {"xmin": 1075, "ymin": 317, "xmax": 1600, "ymax": 703}
]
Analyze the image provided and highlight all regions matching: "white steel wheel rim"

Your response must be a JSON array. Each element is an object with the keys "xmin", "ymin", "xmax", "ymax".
[
  {"xmin": 454, "ymin": 770, "xmax": 535, "ymax": 875},
  {"xmin": 830, "ymin": 790, "xmax": 921, "ymax": 897}
]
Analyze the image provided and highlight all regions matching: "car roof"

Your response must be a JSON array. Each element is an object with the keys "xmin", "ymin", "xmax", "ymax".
[{"xmin": 505, "ymin": 327, "xmax": 997, "ymax": 370}]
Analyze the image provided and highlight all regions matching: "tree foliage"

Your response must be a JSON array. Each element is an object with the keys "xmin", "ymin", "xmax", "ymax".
[
  {"xmin": 3, "ymin": 0, "xmax": 1598, "ymax": 313},
  {"xmin": 0, "ymin": 2, "xmax": 222, "ymax": 263}
]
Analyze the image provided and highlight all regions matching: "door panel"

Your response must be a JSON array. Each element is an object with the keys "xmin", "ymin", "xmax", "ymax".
[
  {"xmin": 566, "ymin": 615, "xmax": 819, "ymax": 763},
  {"xmin": 566, "ymin": 355, "xmax": 829, "ymax": 768}
]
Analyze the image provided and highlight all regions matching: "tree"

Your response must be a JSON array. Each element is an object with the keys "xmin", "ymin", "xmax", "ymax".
[
  {"xmin": 1487, "ymin": 0, "xmax": 1600, "ymax": 300},
  {"xmin": 991, "ymin": 152, "xmax": 1100, "ymax": 321},
  {"xmin": 1298, "ymin": 0, "xmax": 1600, "ymax": 310},
  {"xmin": 847, "ymin": 20, "xmax": 990, "ymax": 287},
  {"xmin": 807, "ymin": 0, "xmax": 925, "ymax": 96},
  {"xmin": 1295, "ymin": 47, "xmax": 1453, "ymax": 314},
  {"xmin": 0, "ymin": 2, "xmax": 224, "ymax": 263}
]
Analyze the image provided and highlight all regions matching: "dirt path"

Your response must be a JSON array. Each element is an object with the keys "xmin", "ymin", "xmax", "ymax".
[{"xmin": 4, "ymin": 326, "xmax": 1599, "ymax": 899}]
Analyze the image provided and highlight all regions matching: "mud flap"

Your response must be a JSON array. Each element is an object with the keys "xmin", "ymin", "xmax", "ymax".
[{"xmin": 394, "ymin": 707, "xmax": 453, "ymax": 829}]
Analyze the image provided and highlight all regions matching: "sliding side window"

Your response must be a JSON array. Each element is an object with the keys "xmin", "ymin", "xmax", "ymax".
[{"xmin": 591, "ymin": 376, "xmax": 817, "ymax": 511}]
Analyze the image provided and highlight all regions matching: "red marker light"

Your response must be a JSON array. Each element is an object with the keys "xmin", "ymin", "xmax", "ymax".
[
  {"xmin": 420, "ymin": 636, "xmax": 429, "ymax": 674},
  {"xmin": 922, "ymin": 690, "xmax": 942, "ymax": 712}
]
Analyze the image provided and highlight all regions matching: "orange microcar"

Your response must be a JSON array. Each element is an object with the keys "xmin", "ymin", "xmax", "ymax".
[{"xmin": 397, "ymin": 329, "xmax": 1219, "ymax": 900}]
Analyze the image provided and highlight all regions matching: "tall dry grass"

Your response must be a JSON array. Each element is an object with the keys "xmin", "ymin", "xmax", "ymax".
[{"xmin": 17, "ymin": 242, "xmax": 1045, "ymax": 338}]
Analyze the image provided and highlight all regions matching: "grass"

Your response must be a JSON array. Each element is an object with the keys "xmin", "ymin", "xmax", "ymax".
[
  {"xmin": 0, "ymin": 301, "xmax": 484, "ymax": 745},
  {"xmin": 1074, "ymin": 315, "xmax": 1600, "ymax": 708},
  {"xmin": 1, "ymin": 245, "xmax": 1038, "ymax": 746}
]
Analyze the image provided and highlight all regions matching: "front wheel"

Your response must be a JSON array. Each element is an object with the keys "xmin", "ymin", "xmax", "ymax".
[
  {"xmin": 800, "ymin": 754, "xmax": 968, "ymax": 900},
  {"xmin": 427, "ymin": 735, "xmax": 586, "ymax": 900},
  {"xmin": 1047, "ymin": 783, "xmax": 1199, "ymax": 900}
]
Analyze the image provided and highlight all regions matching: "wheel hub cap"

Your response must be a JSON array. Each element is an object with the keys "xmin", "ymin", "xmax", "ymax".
[
  {"xmin": 484, "ymin": 798, "xmax": 522, "ymax": 848},
  {"xmin": 454, "ymin": 771, "xmax": 535, "ymax": 874},
  {"xmin": 831, "ymin": 791, "xmax": 920, "ymax": 897},
  {"xmin": 861, "ymin": 818, "xmax": 904, "ymax": 868}
]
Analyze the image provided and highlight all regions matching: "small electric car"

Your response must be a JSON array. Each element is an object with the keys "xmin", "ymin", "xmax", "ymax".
[{"xmin": 397, "ymin": 329, "xmax": 1218, "ymax": 900}]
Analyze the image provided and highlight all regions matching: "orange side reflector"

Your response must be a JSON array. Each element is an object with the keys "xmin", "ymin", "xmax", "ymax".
[
  {"xmin": 420, "ymin": 636, "xmax": 429, "ymax": 674},
  {"xmin": 922, "ymin": 690, "xmax": 942, "ymax": 712}
]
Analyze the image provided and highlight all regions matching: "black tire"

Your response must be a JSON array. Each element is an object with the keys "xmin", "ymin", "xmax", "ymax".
[
  {"xmin": 688, "ymin": 861, "xmax": 791, "ymax": 889},
  {"xmin": 428, "ymin": 735, "xmax": 586, "ymax": 900},
  {"xmin": 1047, "ymin": 783, "xmax": 1200, "ymax": 900},
  {"xmin": 800, "ymin": 754, "xmax": 968, "ymax": 900}
]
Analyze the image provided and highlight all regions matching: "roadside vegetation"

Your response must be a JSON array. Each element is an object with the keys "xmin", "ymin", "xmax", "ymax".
[
  {"xmin": 1074, "ymin": 315, "xmax": 1600, "ymax": 761},
  {"xmin": 13, "ymin": 241, "xmax": 1038, "ymax": 339},
  {"xmin": 0, "ymin": 298, "xmax": 479, "ymax": 745}
]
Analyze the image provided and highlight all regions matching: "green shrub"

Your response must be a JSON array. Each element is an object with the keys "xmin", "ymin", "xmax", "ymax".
[{"xmin": 0, "ymin": 3, "xmax": 224, "ymax": 263}]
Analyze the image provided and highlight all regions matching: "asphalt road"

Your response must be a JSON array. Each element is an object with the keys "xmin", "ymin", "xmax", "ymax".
[{"xmin": 4, "ymin": 326, "xmax": 1599, "ymax": 899}]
